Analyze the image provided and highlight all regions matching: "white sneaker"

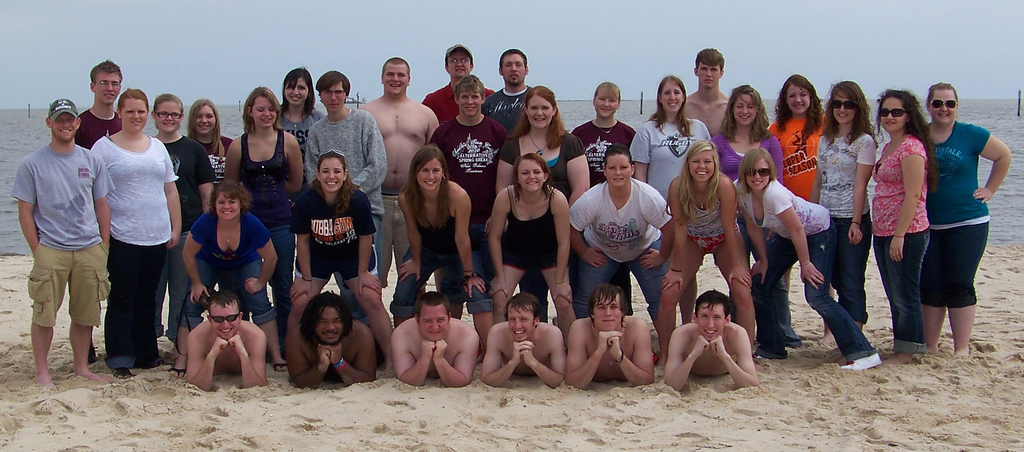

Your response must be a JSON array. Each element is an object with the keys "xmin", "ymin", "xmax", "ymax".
[{"xmin": 841, "ymin": 353, "xmax": 882, "ymax": 371}]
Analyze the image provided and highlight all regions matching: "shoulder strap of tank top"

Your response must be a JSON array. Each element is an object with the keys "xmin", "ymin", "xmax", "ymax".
[{"xmin": 240, "ymin": 132, "xmax": 250, "ymax": 162}]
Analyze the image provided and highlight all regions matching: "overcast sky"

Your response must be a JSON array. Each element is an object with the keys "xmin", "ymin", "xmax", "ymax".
[{"xmin": 3, "ymin": 0, "xmax": 1023, "ymax": 109}]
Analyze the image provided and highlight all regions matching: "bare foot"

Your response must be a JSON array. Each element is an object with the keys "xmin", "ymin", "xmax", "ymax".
[
  {"xmin": 75, "ymin": 370, "xmax": 112, "ymax": 383},
  {"xmin": 821, "ymin": 332, "xmax": 836, "ymax": 347},
  {"xmin": 35, "ymin": 373, "xmax": 56, "ymax": 389},
  {"xmin": 953, "ymin": 348, "xmax": 971, "ymax": 358},
  {"xmin": 882, "ymin": 353, "xmax": 914, "ymax": 365}
]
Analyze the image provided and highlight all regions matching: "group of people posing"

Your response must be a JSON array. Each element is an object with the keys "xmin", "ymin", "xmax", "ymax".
[{"xmin": 16, "ymin": 45, "xmax": 1010, "ymax": 391}]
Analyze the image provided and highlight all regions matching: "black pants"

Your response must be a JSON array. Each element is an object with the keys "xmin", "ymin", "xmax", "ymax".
[{"xmin": 104, "ymin": 238, "xmax": 166, "ymax": 369}]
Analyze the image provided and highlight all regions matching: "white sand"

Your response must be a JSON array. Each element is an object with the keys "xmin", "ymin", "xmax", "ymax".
[{"xmin": 1, "ymin": 246, "xmax": 1022, "ymax": 451}]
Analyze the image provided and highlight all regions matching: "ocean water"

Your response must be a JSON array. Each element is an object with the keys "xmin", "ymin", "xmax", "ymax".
[{"xmin": 2, "ymin": 99, "xmax": 1022, "ymax": 254}]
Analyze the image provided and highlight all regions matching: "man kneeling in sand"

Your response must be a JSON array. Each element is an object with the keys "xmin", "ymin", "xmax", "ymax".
[
  {"xmin": 186, "ymin": 291, "xmax": 267, "ymax": 391},
  {"xmin": 566, "ymin": 284, "xmax": 655, "ymax": 388},
  {"xmin": 481, "ymin": 293, "xmax": 565, "ymax": 388},
  {"xmin": 286, "ymin": 292, "xmax": 377, "ymax": 388},
  {"xmin": 664, "ymin": 290, "xmax": 758, "ymax": 390},
  {"xmin": 391, "ymin": 292, "xmax": 478, "ymax": 387}
]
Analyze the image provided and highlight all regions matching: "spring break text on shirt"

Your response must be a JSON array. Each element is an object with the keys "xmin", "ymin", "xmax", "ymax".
[{"xmin": 596, "ymin": 219, "xmax": 642, "ymax": 250}]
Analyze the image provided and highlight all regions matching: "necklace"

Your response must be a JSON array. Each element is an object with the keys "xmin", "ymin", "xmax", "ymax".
[{"xmin": 528, "ymin": 134, "xmax": 546, "ymax": 156}]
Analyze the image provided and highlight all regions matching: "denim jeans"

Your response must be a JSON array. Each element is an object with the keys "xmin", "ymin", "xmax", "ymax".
[
  {"xmin": 266, "ymin": 224, "xmax": 294, "ymax": 344},
  {"xmin": 738, "ymin": 215, "xmax": 800, "ymax": 345},
  {"xmin": 183, "ymin": 258, "xmax": 275, "ymax": 328},
  {"xmin": 831, "ymin": 216, "xmax": 872, "ymax": 324},
  {"xmin": 334, "ymin": 214, "xmax": 383, "ymax": 327},
  {"xmin": 155, "ymin": 231, "xmax": 190, "ymax": 342},
  {"xmin": 874, "ymin": 231, "xmax": 929, "ymax": 354},
  {"xmin": 105, "ymin": 238, "xmax": 166, "ymax": 370},
  {"xmin": 752, "ymin": 223, "xmax": 876, "ymax": 361},
  {"xmin": 573, "ymin": 238, "xmax": 666, "ymax": 321},
  {"xmin": 391, "ymin": 245, "xmax": 492, "ymax": 319},
  {"xmin": 920, "ymin": 222, "xmax": 988, "ymax": 308}
]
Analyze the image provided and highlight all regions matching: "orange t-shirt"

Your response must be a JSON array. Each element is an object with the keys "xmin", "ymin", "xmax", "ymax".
[{"xmin": 769, "ymin": 117, "xmax": 822, "ymax": 201}]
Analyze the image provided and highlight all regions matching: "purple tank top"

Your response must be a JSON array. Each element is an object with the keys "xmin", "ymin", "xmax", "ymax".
[{"xmin": 240, "ymin": 131, "xmax": 291, "ymax": 227}]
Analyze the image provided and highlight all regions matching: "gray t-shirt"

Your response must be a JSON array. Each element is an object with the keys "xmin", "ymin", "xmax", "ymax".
[
  {"xmin": 12, "ymin": 145, "xmax": 113, "ymax": 251},
  {"xmin": 306, "ymin": 109, "xmax": 387, "ymax": 216},
  {"xmin": 482, "ymin": 88, "xmax": 528, "ymax": 133}
]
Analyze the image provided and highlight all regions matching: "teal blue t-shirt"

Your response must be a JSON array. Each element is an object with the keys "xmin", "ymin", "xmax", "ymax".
[{"xmin": 926, "ymin": 122, "xmax": 991, "ymax": 225}]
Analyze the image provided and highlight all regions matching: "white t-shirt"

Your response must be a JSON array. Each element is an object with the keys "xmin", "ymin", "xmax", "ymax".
[
  {"xmin": 570, "ymin": 179, "xmax": 671, "ymax": 262},
  {"xmin": 736, "ymin": 180, "xmax": 830, "ymax": 239},
  {"xmin": 629, "ymin": 119, "xmax": 712, "ymax": 199},
  {"xmin": 92, "ymin": 136, "xmax": 177, "ymax": 246},
  {"xmin": 817, "ymin": 134, "xmax": 877, "ymax": 218}
]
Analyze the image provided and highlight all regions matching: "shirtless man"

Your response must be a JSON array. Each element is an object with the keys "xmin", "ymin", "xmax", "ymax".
[
  {"xmin": 391, "ymin": 292, "xmax": 479, "ymax": 387},
  {"xmin": 286, "ymin": 292, "xmax": 377, "ymax": 388},
  {"xmin": 565, "ymin": 284, "xmax": 655, "ymax": 388},
  {"xmin": 76, "ymin": 60, "xmax": 123, "ymax": 149},
  {"xmin": 663, "ymin": 290, "xmax": 758, "ymax": 390},
  {"xmin": 481, "ymin": 293, "xmax": 565, "ymax": 388},
  {"xmin": 422, "ymin": 44, "xmax": 494, "ymax": 123},
  {"xmin": 362, "ymin": 58, "xmax": 439, "ymax": 288},
  {"xmin": 683, "ymin": 48, "xmax": 729, "ymax": 136},
  {"xmin": 186, "ymin": 291, "xmax": 268, "ymax": 391}
]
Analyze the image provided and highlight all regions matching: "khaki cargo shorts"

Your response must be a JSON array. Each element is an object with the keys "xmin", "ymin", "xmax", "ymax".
[{"xmin": 28, "ymin": 243, "xmax": 110, "ymax": 328}]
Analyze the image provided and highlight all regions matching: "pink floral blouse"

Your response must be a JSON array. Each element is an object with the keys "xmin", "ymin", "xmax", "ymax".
[{"xmin": 871, "ymin": 135, "xmax": 929, "ymax": 237}]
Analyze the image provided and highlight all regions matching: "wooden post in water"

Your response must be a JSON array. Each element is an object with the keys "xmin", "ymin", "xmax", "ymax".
[
  {"xmin": 640, "ymin": 91, "xmax": 644, "ymax": 115},
  {"xmin": 28, "ymin": 104, "xmax": 30, "ymax": 118},
  {"xmin": 239, "ymin": 100, "xmax": 242, "ymax": 112},
  {"xmin": 1017, "ymin": 90, "xmax": 1020, "ymax": 117}
]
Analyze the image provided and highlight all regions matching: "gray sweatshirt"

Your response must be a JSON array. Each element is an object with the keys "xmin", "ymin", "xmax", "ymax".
[{"xmin": 306, "ymin": 109, "xmax": 387, "ymax": 216}]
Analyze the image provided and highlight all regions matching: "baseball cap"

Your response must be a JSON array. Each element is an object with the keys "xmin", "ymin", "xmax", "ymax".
[
  {"xmin": 48, "ymin": 99, "xmax": 79, "ymax": 120},
  {"xmin": 445, "ymin": 44, "xmax": 473, "ymax": 64}
]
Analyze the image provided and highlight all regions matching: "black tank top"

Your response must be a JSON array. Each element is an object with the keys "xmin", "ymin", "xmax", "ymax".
[
  {"xmin": 417, "ymin": 215, "xmax": 458, "ymax": 255},
  {"xmin": 240, "ymin": 130, "xmax": 290, "ymax": 227},
  {"xmin": 502, "ymin": 187, "xmax": 557, "ymax": 256}
]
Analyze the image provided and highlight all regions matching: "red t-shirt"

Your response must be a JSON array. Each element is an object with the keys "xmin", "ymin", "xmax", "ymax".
[{"xmin": 423, "ymin": 84, "xmax": 495, "ymax": 123}]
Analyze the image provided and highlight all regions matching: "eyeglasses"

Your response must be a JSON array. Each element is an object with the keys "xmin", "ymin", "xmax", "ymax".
[
  {"xmin": 930, "ymin": 99, "xmax": 957, "ymax": 109},
  {"xmin": 209, "ymin": 313, "xmax": 241, "ymax": 323},
  {"xmin": 879, "ymin": 108, "xmax": 906, "ymax": 118},
  {"xmin": 97, "ymin": 80, "xmax": 121, "ymax": 88},
  {"xmin": 155, "ymin": 111, "xmax": 183, "ymax": 119},
  {"xmin": 320, "ymin": 89, "xmax": 347, "ymax": 98},
  {"xmin": 830, "ymin": 100, "xmax": 857, "ymax": 110},
  {"xmin": 448, "ymin": 57, "xmax": 470, "ymax": 65},
  {"xmin": 747, "ymin": 168, "xmax": 771, "ymax": 177}
]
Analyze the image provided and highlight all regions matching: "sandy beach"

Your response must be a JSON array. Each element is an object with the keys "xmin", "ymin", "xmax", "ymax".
[{"xmin": 0, "ymin": 245, "xmax": 1022, "ymax": 451}]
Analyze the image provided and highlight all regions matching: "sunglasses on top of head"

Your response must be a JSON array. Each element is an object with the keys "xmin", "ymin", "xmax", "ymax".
[
  {"xmin": 879, "ymin": 108, "xmax": 906, "ymax": 118},
  {"xmin": 930, "ymin": 99, "xmax": 957, "ymax": 109}
]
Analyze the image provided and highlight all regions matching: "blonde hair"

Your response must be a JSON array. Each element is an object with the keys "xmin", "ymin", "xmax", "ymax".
[
  {"xmin": 736, "ymin": 148, "xmax": 777, "ymax": 194},
  {"xmin": 675, "ymin": 140, "xmax": 722, "ymax": 221}
]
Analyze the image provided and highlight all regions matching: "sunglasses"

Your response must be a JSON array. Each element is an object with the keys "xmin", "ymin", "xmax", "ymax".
[
  {"xmin": 830, "ymin": 100, "xmax": 857, "ymax": 110},
  {"xmin": 879, "ymin": 108, "xmax": 906, "ymax": 118},
  {"xmin": 210, "ymin": 313, "xmax": 241, "ymax": 323},
  {"xmin": 930, "ymin": 99, "xmax": 957, "ymax": 109},
  {"xmin": 747, "ymin": 168, "xmax": 771, "ymax": 177}
]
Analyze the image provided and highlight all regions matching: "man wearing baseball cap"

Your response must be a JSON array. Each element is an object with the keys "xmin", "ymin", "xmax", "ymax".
[
  {"xmin": 13, "ymin": 99, "xmax": 115, "ymax": 387},
  {"xmin": 422, "ymin": 44, "xmax": 494, "ymax": 123}
]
